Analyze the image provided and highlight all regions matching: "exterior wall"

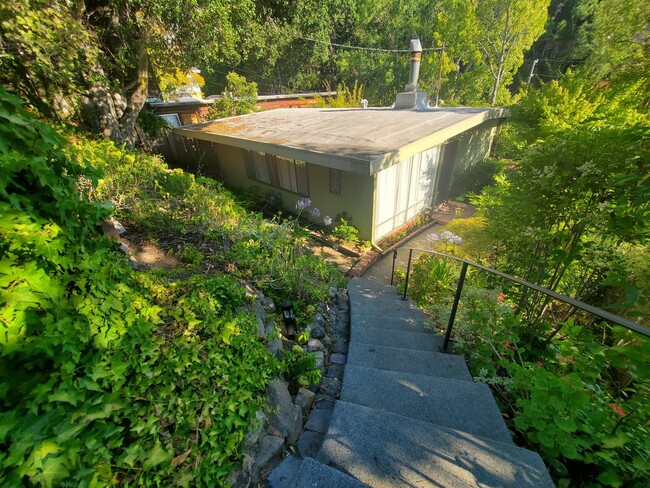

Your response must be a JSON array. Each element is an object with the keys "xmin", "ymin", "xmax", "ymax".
[
  {"xmin": 372, "ymin": 145, "xmax": 442, "ymax": 241},
  {"xmin": 210, "ymin": 143, "xmax": 375, "ymax": 240},
  {"xmin": 452, "ymin": 119, "xmax": 500, "ymax": 174}
]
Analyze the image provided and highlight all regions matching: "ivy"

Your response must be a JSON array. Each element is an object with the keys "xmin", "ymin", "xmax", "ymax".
[{"xmin": 0, "ymin": 88, "xmax": 288, "ymax": 485}]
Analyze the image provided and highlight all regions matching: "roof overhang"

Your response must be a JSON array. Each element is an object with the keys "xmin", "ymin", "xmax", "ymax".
[{"xmin": 174, "ymin": 107, "xmax": 507, "ymax": 176}]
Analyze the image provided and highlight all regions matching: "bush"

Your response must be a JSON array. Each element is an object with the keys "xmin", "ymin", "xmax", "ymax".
[
  {"xmin": 449, "ymin": 158, "xmax": 506, "ymax": 198},
  {"xmin": 0, "ymin": 88, "xmax": 341, "ymax": 485},
  {"xmin": 331, "ymin": 218, "xmax": 359, "ymax": 244}
]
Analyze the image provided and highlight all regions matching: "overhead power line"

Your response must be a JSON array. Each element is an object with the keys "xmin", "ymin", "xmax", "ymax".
[{"xmin": 300, "ymin": 37, "xmax": 443, "ymax": 53}]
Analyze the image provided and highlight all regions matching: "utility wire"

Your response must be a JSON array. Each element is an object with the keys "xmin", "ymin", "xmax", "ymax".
[{"xmin": 300, "ymin": 37, "xmax": 443, "ymax": 52}]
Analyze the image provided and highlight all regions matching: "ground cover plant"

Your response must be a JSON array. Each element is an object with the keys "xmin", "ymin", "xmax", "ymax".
[
  {"xmin": 396, "ymin": 67, "xmax": 649, "ymax": 486},
  {"xmin": 0, "ymin": 88, "xmax": 342, "ymax": 485}
]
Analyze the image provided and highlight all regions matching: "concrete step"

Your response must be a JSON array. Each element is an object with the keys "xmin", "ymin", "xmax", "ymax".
[
  {"xmin": 348, "ymin": 279, "xmax": 408, "ymax": 302},
  {"xmin": 289, "ymin": 458, "xmax": 368, "ymax": 488},
  {"xmin": 351, "ymin": 327, "xmax": 443, "ymax": 352},
  {"xmin": 351, "ymin": 314, "xmax": 428, "ymax": 333},
  {"xmin": 350, "ymin": 298, "xmax": 426, "ymax": 321},
  {"xmin": 318, "ymin": 401, "xmax": 554, "ymax": 488},
  {"xmin": 347, "ymin": 342, "xmax": 472, "ymax": 381},
  {"xmin": 341, "ymin": 364, "xmax": 512, "ymax": 444}
]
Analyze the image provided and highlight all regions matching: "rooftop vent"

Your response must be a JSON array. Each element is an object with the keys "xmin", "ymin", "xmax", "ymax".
[{"xmin": 394, "ymin": 36, "xmax": 429, "ymax": 110}]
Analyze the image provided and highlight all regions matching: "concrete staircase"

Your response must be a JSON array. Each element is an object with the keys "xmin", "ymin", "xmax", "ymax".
[{"xmin": 284, "ymin": 277, "xmax": 555, "ymax": 487}]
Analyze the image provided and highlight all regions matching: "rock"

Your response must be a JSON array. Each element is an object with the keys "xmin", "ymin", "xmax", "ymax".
[
  {"xmin": 257, "ymin": 317, "xmax": 266, "ymax": 338},
  {"xmin": 304, "ymin": 408, "xmax": 333, "ymax": 434},
  {"xmin": 266, "ymin": 455, "xmax": 301, "ymax": 488},
  {"xmin": 265, "ymin": 380, "xmax": 295, "ymax": 438},
  {"xmin": 296, "ymin": 431, "xmax": 323, "ymax": 459},
  {"xmin": 306, "ymin": 339, "xmax": 324, "ymax": 352},
  {"xmin": 244, "ymin": 410, "xmax": 268, "ymax": 449},
  {"xmin": 287, "ymin": 405, "xmax": 303, "ymax": 445},
  {"xmin": 319, "ymin": 377, "xmax": 341, "ymax": 397},
  {"xmin": 251, "ymin": 435, "xmax": 284, "ymax": 485},
  {"xmin": 313, "ymin": 393, "xmax": 336, "ymax": 411},
  {"xmin": 325, "ymin": 363, "xmax": 345, "ymax": 380},
  {"xmin": 313, "ymin": 351, "xmax": 325, "ymax": 371},
  {"xmin": 333, "ymin": 339, "xmax": 349, "ymax": 354},
  {"xmin": 226, "ymin": 453, "xmax": 254, "ymax": 487},
  {"xmin": 310, "ymin": 324, "xmax": 326, "ymax": 339},
  {"xmin": 265, "ymin": 322, "xmax": 276, "ymax": 336},
  {"xmin": 330, "ymin": 286, "xmax": 338, "ymax": 297},
  {"xmin": 329, "ymin": 353, "xmax": 347, "ymax": 365},
  {"xmin": 313, "ymin": 312, "xmax": 325, "ymax": 325},
  {"xmin": 254, "ymin": 302, "xmax": 267, "ymax": 323},
  {"xmin": 261, "ymin": 297, "xmax": 276, "ymax": 313},
  {"xmin": 294, "ymin": 388, "xmax": 316, "ymax": 417},
  {"xmin": 266, "ymin": 339, "xmax": 284, "ymax": 358},
  {"xmin": 320, "ymin": 333, "xmax": 332, "ymax": 348}
]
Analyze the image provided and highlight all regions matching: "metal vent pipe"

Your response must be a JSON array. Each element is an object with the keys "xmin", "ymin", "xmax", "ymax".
[{"xmin": 406, "ymin": 37, "xmax": 422, "ymax": 92}]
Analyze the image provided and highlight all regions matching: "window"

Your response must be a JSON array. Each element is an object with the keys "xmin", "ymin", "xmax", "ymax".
[{"xmin": 244, "ymin": 150, "xmax": 309, "ymax": 196}]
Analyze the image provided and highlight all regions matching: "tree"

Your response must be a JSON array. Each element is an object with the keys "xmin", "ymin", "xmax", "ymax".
[
  {"xmin": 1, "ymin": 0, "xmax": 273, "ymax": 146},
  {"xmin": 206, "ymin": 72, "xmax": 258, "ymax": 119},
  {"xmin": 474, "ymin": 0, "xmax": 550, "ymax": 104}
]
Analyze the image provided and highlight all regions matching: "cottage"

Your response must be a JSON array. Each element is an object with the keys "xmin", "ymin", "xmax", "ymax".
[{"xmin": 173, "ymin": 40, "xmax": 506, "ymax": 244}]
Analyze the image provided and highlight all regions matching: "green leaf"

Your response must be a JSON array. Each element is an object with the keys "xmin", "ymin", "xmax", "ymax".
[
  {"xmin": 554, "ymin": 417, "xmax": 577, "ymax": 433},
  {"xmin": 597, "ymin": 469, "xmax": 623, "ymax": 487},
  {"xmin": 601, "ymin": 434, "xmax": 629, "ymax": 449},
  {"xmin": 142, "ymin": 443, "xmax": 171, "ymax": 471},
  {"xmin": 221, "ymin": 320, "xmax": 236, "ymax": 345},
  {"xmin": 38, "ymin": 455, "xmax": 70, "ymax": 488}
]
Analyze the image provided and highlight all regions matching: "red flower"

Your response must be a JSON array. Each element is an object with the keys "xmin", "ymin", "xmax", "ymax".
[
  {"xmin": 608, "ymin": 403, "xmax": 626, "ymax": 418},
  {"xmin": 536, "ymin": 361, "xmax": 543, "ymax": 367},
  {"xmin": 497, "ymin": 293, "xmax": 505, "ymax": 303},
  {"xmin": 501, "ymin": 340, "xmax": 515, "ymax": 350}
]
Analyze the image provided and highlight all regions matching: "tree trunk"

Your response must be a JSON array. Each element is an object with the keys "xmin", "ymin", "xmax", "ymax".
[
  {"xmin": 118, "ymin": 38, "xmax": 149, "ymax": 148},
  {"xmin": 81, "ymin": 37, "xmax": 149, "ymax": 147}
]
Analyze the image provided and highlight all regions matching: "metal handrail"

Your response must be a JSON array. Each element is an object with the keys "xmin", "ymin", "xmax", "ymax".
[{"xmin": 395, "ymin": 248, "xmax": 650, "ymax": 352}]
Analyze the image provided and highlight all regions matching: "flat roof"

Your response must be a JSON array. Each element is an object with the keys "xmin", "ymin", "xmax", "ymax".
[{"xmin": 175, "ymin": 106, "xmax": 506, "ymax": 175}]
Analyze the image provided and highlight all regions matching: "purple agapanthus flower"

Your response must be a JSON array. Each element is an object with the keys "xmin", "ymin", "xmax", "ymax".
[
  {"xmin": 323, "ymin": 215, "xmax": 333, "ymax": 226},
  {"xmin": 295, "ymin": 197, "xmax": 311, "ymax": 210},
  {"xmin": 311, "ymin": 208, "xmax": 321, "ymax": 218}
]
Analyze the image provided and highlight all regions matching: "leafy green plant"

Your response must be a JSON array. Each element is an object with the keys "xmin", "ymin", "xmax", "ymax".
[
  {"xmin": 206, "ymin": 72, "xmax": 259, "ymax": 120},
  {"xmin": 177, "ymin": 243, "xmax": 203, "ymax": 267},
  {"xmin": 0, "ymin": 88, "xmax": 337, "ymax": 486},
  {"xmin": 137, "ymin": 109, "xmax": 170, "ymax": 138},
  {"xmin": 331, "ymin": 218, "xmax": 359, "ymax": 244},
  {"xmin": 282, "ymin": 346, "xmax": 322, "ymax": 387},
  {"xmin": 296, "ymin": 328, "xmax": 311, "ymax": 345},
  {"xmin": 449, "ymin": 158, "xmax": 506, "ymax": 198},
  {"xmin": 397, "ymin": 254, "xmax": 459, "ymax": 305}
]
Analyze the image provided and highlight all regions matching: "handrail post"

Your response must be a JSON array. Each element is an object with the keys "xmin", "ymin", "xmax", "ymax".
[
  {"xmin": 390, "ymin": 249, "xmax": 398, "ymax": 286},
  {"xmin": 403, "ymin": 249, "xmax": 413, "ymax": 300},
  {"xmin": 442, "ymin": 261, "xmax": 468, "ymax": 353}
]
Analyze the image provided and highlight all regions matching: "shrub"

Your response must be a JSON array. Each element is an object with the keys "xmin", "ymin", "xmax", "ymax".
[
  {"xmin": 331, "ymin": 218, "xmax": 359, "ymax": 244},
  {"xmin": 449, "ymin": 158, "xmax": 506, "ymax": 198}
]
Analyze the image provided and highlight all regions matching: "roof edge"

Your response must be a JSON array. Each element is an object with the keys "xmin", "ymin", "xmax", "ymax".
[
  {"xmin": 173, "ymin": 127, "xmax": 372, "ymax": 175},
  {"xmin": 369, "ymin": 108, "xmax": 507, "ymax": 174}
]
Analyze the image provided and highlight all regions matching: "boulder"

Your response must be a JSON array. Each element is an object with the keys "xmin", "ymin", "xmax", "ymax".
[
  {"xmin": 294, "ymin": 388, "xmax": 316, "ymax": 417},
  {"xmin": 306, "ymin": 338, "xmax": 324, "ymax": 352},
  {"xmin": 265, "ymin": 380, "xmax": 295, "ymax": 438}
]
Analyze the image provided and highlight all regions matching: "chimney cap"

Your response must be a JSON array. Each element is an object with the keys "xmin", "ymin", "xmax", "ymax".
[{"xmin": 410, "ymin": 37, "xmax": 422, "ymax": 53}]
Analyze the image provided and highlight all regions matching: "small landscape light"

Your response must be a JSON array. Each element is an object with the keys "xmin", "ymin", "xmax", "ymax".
[{"xmin": 281, "ymin": 300, "xmax": 296, "ymax": 337}]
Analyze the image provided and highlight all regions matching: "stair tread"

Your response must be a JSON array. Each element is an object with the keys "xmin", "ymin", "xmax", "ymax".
[
  {"xmin": 351, "ymin": 327, "xmax": 443, "ymax": 351},
  {"xmin": 351, "ymin": 314, "xmax": 428, "ymax": 333},
  {"xmin": 290, "ymin": 458, "xmax": 368, "ymax": 488},
  {"xmin": 347, "ymin": 342, "xmax": 472, "ymax": 380},
  {"xmin": 341, "ymin": 364, "xmax": 512, "ymax": 443},
  {"xmin": 318, "ymin": 401, "xmax": 555, "ymax": 488}
]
